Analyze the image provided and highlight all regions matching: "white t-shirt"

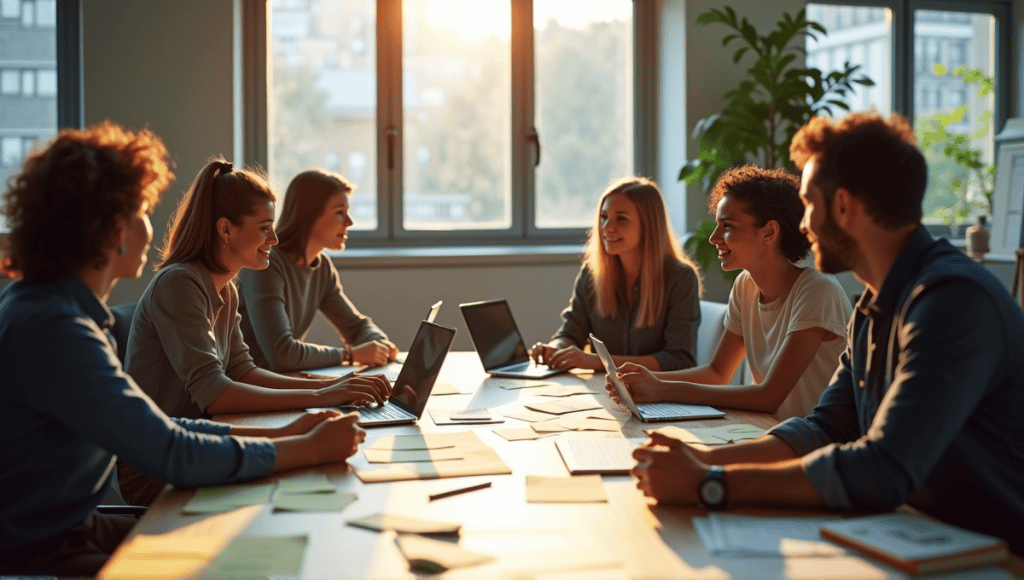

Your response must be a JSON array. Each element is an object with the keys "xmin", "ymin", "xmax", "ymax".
[{"xmin": 724, "ymin": 268, "xmax": 853, "ymax": 420}]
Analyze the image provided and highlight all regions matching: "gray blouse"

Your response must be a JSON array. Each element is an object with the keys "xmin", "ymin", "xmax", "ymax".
[
  {"xmin": 126, "ymin": 261, "xmax": 258, "ymax": 418},
  {"xmin": 552, "ymin": 257, "xmax": 700, "ymax": 371},
  {"xmin": 237, "ymin": 247, "xmax": 388, "ymax": 371}
]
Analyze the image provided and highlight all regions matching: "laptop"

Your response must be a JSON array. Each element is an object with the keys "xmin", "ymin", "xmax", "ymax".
[
  {"xmin": 343, "ymin": 320, "xmax": 456, "ymax": 427},
  {"xmin": 590, "ymin": 334, "xmax": 725, "ymax": 423},
  {"xmin": 459, "ymin": 299, "xmax": 563, "ymax": 379},
  {"xmin": 555, "ymin": 437, "xmax": 643, "ymax": 475},
  {"xmin": 381, "ymin": 300, "xmax": 443, "ymax": 380},
  {"xmin": 426, "ymin": 300, "xmax": 442, "ymax": 323}
]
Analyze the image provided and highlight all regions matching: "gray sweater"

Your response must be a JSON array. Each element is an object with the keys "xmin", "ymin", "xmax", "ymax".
[{"xmin": 237, "ymin": 247, "xmax": 387, "ymax": 371}]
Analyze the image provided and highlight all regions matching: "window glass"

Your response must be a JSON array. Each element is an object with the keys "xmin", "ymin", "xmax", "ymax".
[
  {"xmin": 269, "ymin": 0, "xmax": 378, "ymax": 230},
  {"xmin": 402, "ymin": 0, "xmax": 512, "ymax": 231},
  {"xmin": 913, "ymin": 10, "xmax": 996, "ymax": 230},
  {"xmin": 21, "ymin": 0, "xmax": 32, "ymax": 26},
  {"xmin": 35, "ymin": 0, "xmax": 53, "ymax": 26},
  {"xmin": 36, "ymin": 69, "xmax": 55, "ymax": 95},
  {"xmin": 805, "ymin": 4, "xmax": 892, "ymax": 116},
  {"xmin": 534, "ymin": 0, "xmax": 632, "ymax": 229},
  {"xmin": 1, "ymin": 0, "xmax": 18, "ymax": 18},
  {"xmin": 21, "ymin": 69, "xmax": 34, "ymax": 96},
  {"xmin": 1, "ymin": 137, "xmax": 21, "ymax": 166}
]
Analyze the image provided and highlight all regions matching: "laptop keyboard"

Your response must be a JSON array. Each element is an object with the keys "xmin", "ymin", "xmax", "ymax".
[
  {"xmin": 358, "ymin": 403, "xmax": 414, "ymax": 422},
  {"xmin": 640, "ymin": 403, "xmax": 691, "ymax": 419}
]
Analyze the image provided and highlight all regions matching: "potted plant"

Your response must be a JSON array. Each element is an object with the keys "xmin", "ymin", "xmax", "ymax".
[{"xmin": 680, "ymin": 6, "xmax": 873, "ymax": 281}]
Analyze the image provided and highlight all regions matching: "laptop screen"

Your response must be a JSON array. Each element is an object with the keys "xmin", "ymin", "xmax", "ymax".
[
  {"xmin": 459, "ymin": 300, "xmax": 529, "ymax": 370},
  {"xmin": 390, "ymin": 321, "xmax": 456, "ymax": 417}
]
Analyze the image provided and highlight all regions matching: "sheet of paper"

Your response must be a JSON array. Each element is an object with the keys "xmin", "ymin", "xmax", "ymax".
[
  {"xmin": 585, "ymin": 409, "xmax": 620, "ymax": 421},
  {"xmin": 432, "ymin": 382, "xmax": 462, "ymax": 395},
  {"xmin": 366, "ymin": 433, "xmax": 457, "ymax": 451},
  {"xmin": 97, "ymin": 535, "xmax": 222, "ymax": 579},
  {"xmin": 394, "ymin": 534, "xmax": 494, "ymax": 572},
  {"xmin": 503, "ymin": 409, "xmax": 557, "ymax": 423},
  {"xmin": 363, "ymin": 447, "xmax": 465, "ymax": 463},
  {"xmin": 651, "ymin": 424, "xmax": 766, "ymax": 445},
  {"xmin": 276, "ymin": 474, "xmax": 335, "ymax": 494},
  {"xmin": 200, "ymin": 535, "xmax": 308, "ymax": 580},
  {"xmin": 494, "ymin": 428, "xmax": 548, "ymax": 441},
  {"xmin": 353, "ymin": 430, "xmax": 513, "ymax": 483},
  {"xmin": 526, "ymin": 475, "xmax": 607, "ymax": 503},
  {"xmin": 182, "ymin": 483, "xmax": 274, "ymax": 514},
  {"xmin": 429, "ymin": 409, "xmax": 505, "ymax": 425},
  {"xmin": 559, "ymin": 417, "xmax": 623, "ymax": 432},
  {"xmin": 693, "ymin": 514, "xmax": 848, "ymax": 557},
  {"xmin": 530, "ymin": 419, "xmax": 571, "ymax": 433},
  {"xmin": 451, "ymin": 409, "xmax": 492, "ymax": 420},
  {"xmin": 525, "ymin": 399, "xmax": 602, "ymax": 415},
  {"xmin": 493, "ymin": 380, "xmax": 558, "ymax": 390},
  {"xmin": 272, "ymin": 490, "xmax": 357, "ymax": 512},
  {"xmin": 347, "ymin": 513, "xmax": 461, "ymax": 535},
  {"xmin": 533, "ymin": 384, "xmax": 592, "ymax": 397}
]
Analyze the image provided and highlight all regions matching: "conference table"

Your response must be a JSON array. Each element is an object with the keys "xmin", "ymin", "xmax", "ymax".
[{"xmin": 99, "ymin": 353, "xmax": 1023, "ymax": 580}]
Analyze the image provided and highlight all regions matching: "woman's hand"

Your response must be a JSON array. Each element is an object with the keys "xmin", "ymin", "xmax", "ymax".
[
  {"xmin": 530, "ymin": 342, "xmax": 555, "ymax": 365},
  {"xmin": 351, "ymin": 340, "xmax": 396, "ymax": 367},
  {"xmin": 545, "ymin": 345, "xmax": 601, "ymax": 371},
  {"xmin": 605, "ymin": 362, "xmax": 664, "ymax": 403},
  {"xmin": 317, "ymin": 374, "xmax": 392, "ymax": 406},
  {"xmin": 275, "ymin": 410, "xmax": 341, "ymax": 437},
  {"xmin": 306, "ymin": 412, "xmax": 366, "ymax": 464}
]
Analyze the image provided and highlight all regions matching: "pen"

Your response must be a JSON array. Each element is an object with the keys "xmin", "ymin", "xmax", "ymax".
[{"xmin": 428, "ymin": 481, "xmax": 492, "ymax": 501}]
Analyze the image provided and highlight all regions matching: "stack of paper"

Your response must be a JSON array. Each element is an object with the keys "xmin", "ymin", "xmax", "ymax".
[{"xmin": 694, "ymin": 513, "xmax": 850, "ymax": 557}]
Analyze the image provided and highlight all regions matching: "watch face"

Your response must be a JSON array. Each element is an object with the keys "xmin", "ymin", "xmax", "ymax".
[{"xmin": 701, "ymin": 479, "xmax": 726, "ymax": 506}]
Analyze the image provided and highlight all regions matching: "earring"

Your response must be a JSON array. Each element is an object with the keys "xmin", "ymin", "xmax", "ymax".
[{"xmin": 118, "ymin": 242, "xmax": 126, "ymax": 257}]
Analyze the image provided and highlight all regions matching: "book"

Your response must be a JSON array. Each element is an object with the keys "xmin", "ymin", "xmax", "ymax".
[{"xmin": 819, "ymin": 512, "xmax": 1008, "ymax": 575}]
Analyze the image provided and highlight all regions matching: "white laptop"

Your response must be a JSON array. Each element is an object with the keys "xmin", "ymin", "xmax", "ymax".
[
  {"xmin": 342, "ymin": 321, "xmax": 455, "ymax": 427},
  {"xmin": 459, "ymin": 299, "xmax": 563, "ymax": 379},
  {"xmin": 555, "ymin": 437, "xmax": 643, "ymax": 475},
  {"xmin": 590, "ymin": 334, "xmax": 725, "ymax": 423}
]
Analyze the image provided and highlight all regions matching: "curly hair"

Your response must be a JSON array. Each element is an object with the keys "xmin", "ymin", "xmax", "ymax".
[
  {"xmin": 1, "ymin": 121, "xmax": 173, "ymax": 282},
  {"xmin": 708, "ymin": 165, "xmax": 809, "ymax": 263},
  {"xmin": 790, "ymin": 111, "xmax": 925, "ymax": 228}
]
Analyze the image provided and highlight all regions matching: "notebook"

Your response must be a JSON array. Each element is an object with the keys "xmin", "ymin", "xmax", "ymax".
[
  {"xmin": 555, "ymin": 437, "xmax": 642, "ymax": 475},
  {"xmin": 590, "ymin": 334, "xmax": 725, "ymax": 423},
  {"xmin": 459, "ymin": 299, "xmax": 563, "ymax": 379},
  {"xmin": 343, "ymin": 321, "xmax": 455, "ymax": 426}
]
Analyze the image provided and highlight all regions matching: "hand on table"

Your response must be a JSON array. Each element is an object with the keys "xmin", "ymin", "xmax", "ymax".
[
  {"xmin": 531, "ymin": 343, "xmax": 600, "ymax": 371},
  {"xmin": 352, "ymin": 339, "xmax": 398, "ymax": 367},
  {"xmin": 605, "ymin": 362, "xmax": 664, "ymax": 403},
  {"xmin": 307, "ymin": 412, "xmax": 366, "ymax": 463},
  {"xmin": 276, "ymin": 409, "xmax": 342, "ymax": 437},
  {"xmin": 631, "ymin": 431, "xmax": 710, "ymax": 505}
]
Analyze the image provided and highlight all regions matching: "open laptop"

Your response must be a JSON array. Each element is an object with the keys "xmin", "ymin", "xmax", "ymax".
[
  {"xmin": 459, "ymin": 299, "xmax": 562, "ymax": 379},
  {"xmin": 380, "ymin": 300, "xmax": 443, "ymax": 381},
  {"xmin": 555, "ymin": 437, "xmax": 643, "ymax": 475},
  {"xmin": 343, "ymin": 320, "xmax": 456, "ymax": 427},
  {"xmin": 591, "ymin": 334, "xmax": 725, "ymax": 423}
]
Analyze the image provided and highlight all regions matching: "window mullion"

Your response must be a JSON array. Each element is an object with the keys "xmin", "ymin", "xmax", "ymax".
[
  {"xmin": 512, "ymin": 0, "xmax": 532, "ymax": 238},
  {"xmin": 377, "ymin": 0, "xmax": 401, "ymax": 240}
]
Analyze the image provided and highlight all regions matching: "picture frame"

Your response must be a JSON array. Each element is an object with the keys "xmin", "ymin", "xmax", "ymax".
[{"xmin": 990, "ymin": 119, "xmax": 1024, "ymax": 256}]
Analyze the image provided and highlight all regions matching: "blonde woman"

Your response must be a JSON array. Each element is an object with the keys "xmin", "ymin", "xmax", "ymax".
[
  {"xmin": 238, "ymin": 169, "xmax": 396, "ymax": 372},
  {"xmin": 530, "ymin": 176, "xmax": 702, "ymax": 372}
]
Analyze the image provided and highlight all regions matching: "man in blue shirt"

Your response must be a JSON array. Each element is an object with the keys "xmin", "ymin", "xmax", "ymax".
[{"xmin": 631, "ymin": 112, "xmax": 1024, "ymax": 554}]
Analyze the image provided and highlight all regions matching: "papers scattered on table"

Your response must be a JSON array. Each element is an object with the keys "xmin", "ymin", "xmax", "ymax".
[
  {"xmin": 525, "ymin": 474, "xmax": 607, "ymax": 503},
  {"xmin": 650, "ymin": 424, "xmax": 766, "ymax": 445},
  {"xmin": 182, "ymin": 483, "xmax": 274, "ymax": 514},
  {"xmin": 492, "ymin": 379, "xmax": 558, "ymax": 390},
  {"xmin": 504, "ymin": 408, "xmax": 558, "ymax": 423},
  {"xmin": 201, "ymin": 535, "xmax": 308, "ymax": 580},
  {"xmin": 275, "ymin": 473, "xmax": 335, "ymax": 494},
  {"xmin": 395, "ymin": 534, "xmax": 494, "ymax": 573},
  {"xmin": 693, "ymin": 513, "xmax": 849, "ymax": 557},
  {"xmin": 363, "ymin": 447, "xmax": 465, "ymax": 463},
  {"xmin": 353, "ymin": 431, "xmax": 513, "ymax": 483},
  {"xmin": 347, "ymin": 513, "xmax": 462, "ymax": 535},
  {"xmin": 432, "ymin": 382, "xmax": 462, "ymax": 395},
  {"xmin": 493, "ymin": 427, "xmax": 550, "ymax": 441},
  {"xmin": 366, "ymin": 433, "xmax": 457, "ymax": 451},
  {"xmin": 429, "ymin": 409, "xmax": 505, "ymax": 425},
  {"xmin": 272, "ymin": 489, "xmax": 357, "ymax": 512},
  {"xmin": 525, "ymin": 399, "xmax": 602, "ymax": 415},
  {"xmin": 532, "ymin": 384, "xmax": 592, "ymax": 397}
]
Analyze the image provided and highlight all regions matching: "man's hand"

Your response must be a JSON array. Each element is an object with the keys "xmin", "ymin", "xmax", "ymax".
[
  {"xmin": 307, "ymin": 413, "xmax": 366, "ymax": 464},
  {"xmin": 276, "ymin": 410, "xmax": 341, "ymax": 437},
  {"xmin": 631, "ymin": 431, "xmax": 710, "ymax": 505},
  {"xmin": 352, "ymin": 340, "xmax": 396, "ymax": 367}
]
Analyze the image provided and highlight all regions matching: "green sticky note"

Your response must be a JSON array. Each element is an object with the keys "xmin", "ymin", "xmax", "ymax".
[
  {"xmin": 272, "ymin": 490, "xmax": 358, "ymax": 512},
  {"xmin": 276, "ymin": 474, "xmax": 335, "ymax": 494},
  {"xmin": 182, "ymin": 483, "xmax": 274, "ymax": 514},
  {"xmin": 201, "ymin": 535, "xmax": 307, "ymax": 579}
]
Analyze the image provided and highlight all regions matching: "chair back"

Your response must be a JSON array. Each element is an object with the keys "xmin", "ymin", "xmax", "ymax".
[
  {"xmin": 698, "ymin": 300, "xmax": 747, "ymax": 383},
  {"xmin": 109, "ymin": 302, "xmax": 138, "ymax": 365}
]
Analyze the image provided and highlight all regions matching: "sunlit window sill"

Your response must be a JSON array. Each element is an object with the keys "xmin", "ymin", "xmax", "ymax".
[{"xmin": 329, "ymin": 244, "xmax": 585, "ymax": 269}]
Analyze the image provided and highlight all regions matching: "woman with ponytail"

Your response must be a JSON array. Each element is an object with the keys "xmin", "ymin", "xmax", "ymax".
[
  {"xmin": 530, "ymin": 176, "xmax": 702, "ymax": 372},
  {"xmin": 125, "ymin": 159, "xmax": 391, "ymax": 420}
]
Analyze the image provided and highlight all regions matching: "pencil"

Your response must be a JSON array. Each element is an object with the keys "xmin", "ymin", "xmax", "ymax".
[{"xmin": 428, "ymin": 481, "xmax": 492, "ymax": 501}]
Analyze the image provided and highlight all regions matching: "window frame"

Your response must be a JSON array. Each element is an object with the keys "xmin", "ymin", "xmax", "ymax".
[
  {"xmin": 809, "ymin": 0, "xmax": 1011, "ymax": 237},
  {"xmin": 254, "ymin": 0, "xmax": 657, "ymax": 249}
]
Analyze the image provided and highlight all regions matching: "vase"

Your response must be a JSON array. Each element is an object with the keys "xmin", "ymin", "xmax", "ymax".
[{"xmin": 965, "ymin": 215, "xmax": 990, "ymax": 261}]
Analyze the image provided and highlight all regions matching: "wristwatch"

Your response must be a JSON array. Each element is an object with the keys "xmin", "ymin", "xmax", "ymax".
[{"xmin": 698, "ymin": 465, "xmax": 728, "ymax": 510}]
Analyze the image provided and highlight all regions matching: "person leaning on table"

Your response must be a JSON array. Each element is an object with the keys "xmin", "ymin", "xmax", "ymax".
[
  {"xmin": 630, "ymin": 111, "xmax": 1024, "ymax": 555},
  {"xmin": 0, "ymin": 122, "xmax": 366, "ymax": 576}
]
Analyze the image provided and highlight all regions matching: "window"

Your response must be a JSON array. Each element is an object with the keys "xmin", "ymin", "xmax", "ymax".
[
  {"xmin": 21, "ymin": 69, "xmax": 34, "ymax": 96},
  {"xmin": 1, "ymin": 0, "xmax": 18, "ymax": 19},
  {"xmin": 807, "ymin": 1, "xmax": 1009, "ymax": 235},
  {"xmin": 0, "ymin": 70, "xmax": 19, "ymax": 95},
  {"xmin": 268, "ymin": 0, "xmax": 639, "ymax": 245}
]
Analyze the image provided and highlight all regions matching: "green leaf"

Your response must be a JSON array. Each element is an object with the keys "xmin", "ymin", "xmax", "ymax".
[
  {"xmin": 733, "ymin": 47, "xmax": 750, "ymax": 64},
  {"xmin": 933, "ymin": 64, "xmax": 948, "ymax": 76},
  {"xmin": 964, "ymin": 69, "xmax": 984, "ymax": 83},
  {"xmin": 722, "ymin": 34, "xmax": 738, "ymax": 46}
]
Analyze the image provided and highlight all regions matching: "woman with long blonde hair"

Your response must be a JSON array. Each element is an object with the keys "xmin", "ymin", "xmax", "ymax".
[
  {"xmin": 531, "ymin": 176, "xmax": 701, "ymax": 371},
  {"xmin": 238, "ymin": 168, "xmax": 396, "ymax": 372}
]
